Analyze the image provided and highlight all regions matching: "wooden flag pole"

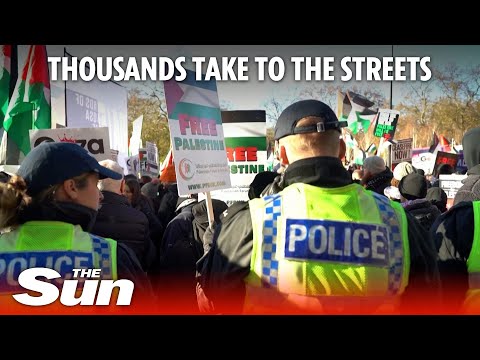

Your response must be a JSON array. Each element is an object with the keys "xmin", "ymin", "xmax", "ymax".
[{"xmin": 205, "ymin": 191, "xmax": 215, "ymax": 229}]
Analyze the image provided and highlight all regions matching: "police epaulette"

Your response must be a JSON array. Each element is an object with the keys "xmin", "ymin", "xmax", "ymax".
[{"xmin": 220, "ymin": 201, "xmax": 249, "ymax": 223}]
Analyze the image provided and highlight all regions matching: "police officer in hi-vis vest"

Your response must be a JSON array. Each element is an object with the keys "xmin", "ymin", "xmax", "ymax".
[
  {"xmin": 197, "ymin": 99, "xmax": 440, "ymax": 314},
  {"xmin": 431, "ymin": 127, "xmax": 480, "ymax": 313},
  {"xmin": 0, "ymin": 142, "xmax": 152, "ymax": 305}
]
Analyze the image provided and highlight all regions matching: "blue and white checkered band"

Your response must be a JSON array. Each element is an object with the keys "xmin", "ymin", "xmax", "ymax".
[
  {"xmin": 90, "ymin": 235, "xmax": 113, "ymax": 279},
  {"xmin": 284, "ymin": 219, "xmax": 390, "ymax": 267},
  {"xmin": 371, "ymin": 193, "xmax": 404, "ymax": 295},
  {"xmin": 261, "ymin": 194, "xmax": 282, "ymax": 288}
]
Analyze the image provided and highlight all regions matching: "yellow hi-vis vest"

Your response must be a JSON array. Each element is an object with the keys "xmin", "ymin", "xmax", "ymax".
[
  {"xmin": 245, "ymin": 183, "xmax": 410, "ymax": 314},
  {"xmin": 0, "ymin": 221, "xmax": 117, "ymax": 296},
  {"xmin": 464, "ymin": 201, "xmax": 480, "ymax": 313}
]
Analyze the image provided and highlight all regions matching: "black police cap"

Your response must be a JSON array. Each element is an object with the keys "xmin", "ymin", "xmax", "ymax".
[{"xmin": 274, "ymin": 99, "xmax": 347, "ymax": 140}]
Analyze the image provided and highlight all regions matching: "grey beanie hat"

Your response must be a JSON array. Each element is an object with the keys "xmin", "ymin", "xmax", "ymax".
[{"xmin": 363, "ymin": 156, "xmax": 386, "ymax": 175}]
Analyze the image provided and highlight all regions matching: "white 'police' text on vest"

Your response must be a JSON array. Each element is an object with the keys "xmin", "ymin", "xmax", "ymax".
[{"xmin": 284, "ymin": 219, "xmax": 390, "ymax": 266}]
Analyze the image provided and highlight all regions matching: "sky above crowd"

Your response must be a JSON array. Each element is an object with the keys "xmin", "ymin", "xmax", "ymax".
[{"xmin": 18, "ymin": 45, "xmax": 480, "ymax": 111}]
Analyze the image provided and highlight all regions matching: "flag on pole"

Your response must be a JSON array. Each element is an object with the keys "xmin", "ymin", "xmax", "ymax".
[
  {"xmin": 366, "ymin": 143, "xmax": 377, "ymax": 155},
  {"xmin": 339, "ymin": 91, "xmax": 377, "ymax": 135},
  {"xmin": 429, "ymin": 132, "xmax": 451, "ymax": 153},
  {"xmin": 129, "ymin": 115, "xmax": 143, "ymax": 156},
  {"xmin": 344, "ymin": 132, "xmax": 357, "ymax": 148},
  {"xmin": 0, "ymin": 45, "xmax": 11, "ymax": 128},
  {"xmin": 428, "ymin": 131, "xmax": 439, "ymax": 153},
  {"xmin": 438, "ymin": 135, "xmax": 451, "ymax": 152},
  {"xmin": 3, "ymin": 45, "xmax": 51, "ymax": 155}
]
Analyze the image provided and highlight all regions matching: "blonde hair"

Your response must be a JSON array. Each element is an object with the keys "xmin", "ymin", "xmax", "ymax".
[
  {"xmin": 0, "ymin": 176, "xmax": 31, "ymax": 230},
  {"xmin": 278, "ymin": 116, "xmax": 340, "ymax": 162}
]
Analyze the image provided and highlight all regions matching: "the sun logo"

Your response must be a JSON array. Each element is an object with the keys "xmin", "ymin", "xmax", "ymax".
[{"xmin": 178, "ymin": 158, "xmax": 195, "ymax": 180}]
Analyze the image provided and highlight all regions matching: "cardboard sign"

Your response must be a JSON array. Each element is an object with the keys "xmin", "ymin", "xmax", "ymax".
[
  {"xmin": 439, "ymin": 174, "xmax": 467, "ymax": 199},
  {"xmin": 163, "ymin": 69, "xmax": 231, "ymax": 196},
  {"xmin": 373, "ymin": 109, "xmax": 400, "ymax": 140},
  {"xmin": 210, "ymin": 110, "xmax": 267, "ymax": 205},
  {"xmin": 433, "ymin": 151, "xmax": 458, "ymax": 176},
  {"xmin": 391, "ymin": 138, "xmax": 413, "ymax": 165},
  {"xmin": 145, "ymin": 141, "xmax": 159, "ymax": 176},
  {"xmin": 30, "ymin": 127, "xmax": 111, "ymax": 162}
]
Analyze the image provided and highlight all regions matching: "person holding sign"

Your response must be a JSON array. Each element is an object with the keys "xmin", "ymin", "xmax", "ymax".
[{"xmin": 197, "ymin": 99, "xmax": 439, "ymax": 314}]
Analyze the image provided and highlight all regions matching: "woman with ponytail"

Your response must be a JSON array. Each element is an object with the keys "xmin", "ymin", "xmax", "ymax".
[{"xmin": 0, "ymin": 142, "xmax": 153, "ymax": 309}]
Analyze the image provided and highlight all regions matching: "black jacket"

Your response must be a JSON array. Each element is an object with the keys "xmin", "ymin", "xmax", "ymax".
[
  {"xmin": 403, "ymin": 199, "xmax": 441, "ymax": 232},
  {"xmin": 155, "ymin": 202, "xmax": 199, "ymax": 273},
  {"xmin": 431, "ymin": 201, "xmax": 476, "ymax": 311},
  {"xmin": 158, "ymin": 184, "xmax": 180, "ymax": 228},
  {"xmin": 198, "ymin": 157, "xmax": 440, "ymax": 314},
  {"xmin": 364, "ymin": 168, "xmax": 394, "ymax": 196},
  {"xmin": 92, "ymin": 191, "xmax": 156, "ymax": 272},
  {"xmin": 134, "ymin": 195, "xmax": 164, "ymax": 243}
]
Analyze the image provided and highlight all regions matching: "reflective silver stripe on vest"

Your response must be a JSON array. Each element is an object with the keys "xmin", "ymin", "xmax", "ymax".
[
  {"xmin": 371, "ymin": 193, "xmax": 403, "ymax": 295},
  {"xmin": 90, "ymin": 234, "xmax": 113, "ymax": 279},
  {"xmin": 261, "ymin": 194, "xmax": 282, "ymax": 288}
]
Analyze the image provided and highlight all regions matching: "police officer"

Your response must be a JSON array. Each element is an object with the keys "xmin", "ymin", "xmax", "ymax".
[
  {"xmin": 430, "ymin": 128, "xmax": 480, "ymax": 313},
  {"xmin": 197, "ymin": 99, "xmax": 439, "ymax": 314},
  {"xmin": 0, "ymin": 142, "xmax": 152, "ymax": 307}
]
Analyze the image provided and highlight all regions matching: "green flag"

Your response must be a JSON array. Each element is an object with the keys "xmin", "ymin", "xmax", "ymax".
[
  {"xmin": 0, "ymin": 45, "xmax": 11, "ymax": 128},
  {"xmin": 339, "ymin": 91, "xmax": 377, "ymax": 135},
  {"xmin": 3, "ymin": 45, "xmax": 51, "ymax": 155}
]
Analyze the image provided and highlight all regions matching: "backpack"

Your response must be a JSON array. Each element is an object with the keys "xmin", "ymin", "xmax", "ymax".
[{"xmin": 158, "ymin": 215, "xmax": 203, "ymax": 274}]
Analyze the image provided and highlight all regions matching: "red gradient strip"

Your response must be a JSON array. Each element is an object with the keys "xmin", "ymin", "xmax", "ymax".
[{"xmin": 0, "ymin": 288, "xmax": 478, "ymax": 315}]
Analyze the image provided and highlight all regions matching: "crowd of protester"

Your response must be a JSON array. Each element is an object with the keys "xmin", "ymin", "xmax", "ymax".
[{"xmin": 1, "ymin": 100, "xmax": 480, "ymax": 315}]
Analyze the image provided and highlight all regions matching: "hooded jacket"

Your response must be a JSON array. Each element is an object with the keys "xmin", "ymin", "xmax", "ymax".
[
  {"xmin": 454, "ymin": 128, "xmax": 480, "ymax": 205},
  {"xmin": 454, "ymin": 165, "xmax": 480, "ymax": 205}
]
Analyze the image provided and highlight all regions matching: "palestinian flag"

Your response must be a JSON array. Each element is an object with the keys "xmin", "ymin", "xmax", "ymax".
[
  {"xmin": 429, "ymin": 132, "xmax": 451, "ymax": 153},
  {"xmin": 3, "ymin": 45, "xmax": 51, "ymax": 155},
  {"xmin": 366, "ymin": 143, "xmax": 377, "ymax": 155},
  {"xmin": 339, "ymin": 91, "xmax": 377, "ymax": 135},
  {"xmin": 221, "ymin": 110, "xmax": 267, "ymax": 186},
  {"xmin": 0, "ymin": 45, "xmax": 11, "ymax": 128}
]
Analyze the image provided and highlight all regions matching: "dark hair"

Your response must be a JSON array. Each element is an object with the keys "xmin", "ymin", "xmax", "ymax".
[
  {"xmin": 434, "ymin": 163, "xmax": 454, "ymax": 177},
  {"xmin": 0, "ymin": 171, "xmax": 11, "ymax": 184},
  {"xmin": 125, "ymin": 178, "xmax": 142, "ymax": 207},
  {"xmin": 124, "ymin": 174, "xmax": 138, "ymax": 182},
  {"xmin": 141, "ymin": 175, "xmax": 152, "ymax": 185}
]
